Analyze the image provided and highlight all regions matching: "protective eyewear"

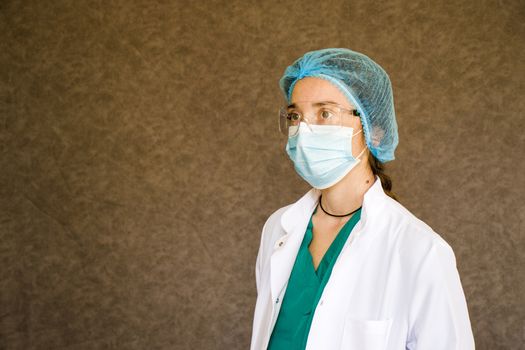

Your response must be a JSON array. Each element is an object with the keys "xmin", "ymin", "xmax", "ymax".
[{"xmin": 279, "ymin": 100, "xmax": 361, "ymax": 137}]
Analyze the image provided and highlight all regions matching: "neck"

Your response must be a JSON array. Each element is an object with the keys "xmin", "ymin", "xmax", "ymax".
[{"xmin": 318, "ymin": 158, "xmax": 376, "ymax": 219}]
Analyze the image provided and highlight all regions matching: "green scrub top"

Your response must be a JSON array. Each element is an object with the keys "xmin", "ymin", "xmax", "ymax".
[{"xmin": 267, "ymin": 205, "xmax": 362, "ymax": 350}]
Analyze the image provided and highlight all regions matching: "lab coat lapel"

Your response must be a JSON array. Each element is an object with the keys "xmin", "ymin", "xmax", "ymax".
[
  {"xmin": 306, "ymin": 176, "xmax": 388, "ymax": 348},
  {"xmin": 269, "ymin": 175, "xmax": 385, "ymax": 304},
  {"xmin": 269, "ymin": 188, "xmax": 320, "ymax": 303}
]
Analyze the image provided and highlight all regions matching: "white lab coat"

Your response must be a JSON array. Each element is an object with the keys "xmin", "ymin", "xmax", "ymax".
[{"xmin": 250, "ymin": 175, "xmax": 475, "ymax": 350}]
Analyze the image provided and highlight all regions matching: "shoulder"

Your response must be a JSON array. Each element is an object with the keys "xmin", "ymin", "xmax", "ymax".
[
  {"xmin": 263, "ymin": 204, "xmax": 292, "ymax": 231},
  {"xmin": 380, "ymin": 195, "xmax": 457, "ymax": 269},
  {"xmin": 379, "ymin": 198, "xmax": 473, "ymax": 347},
  {"xmin": 258, "ymin": 203, "xmax": 293, "ymax": 247}
]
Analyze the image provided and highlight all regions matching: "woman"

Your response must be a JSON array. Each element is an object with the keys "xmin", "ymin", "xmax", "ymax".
[{"xmin": 250, "ymin": 48, "xmax": 475, "ymax": 350}]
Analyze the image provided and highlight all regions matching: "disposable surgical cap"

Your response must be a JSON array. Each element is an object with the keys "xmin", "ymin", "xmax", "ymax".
[{"xmin": 279, "ymin": 48, "xmax": 399, "ymax": 163}]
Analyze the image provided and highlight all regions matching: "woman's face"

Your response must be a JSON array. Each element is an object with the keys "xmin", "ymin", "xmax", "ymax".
[{"xmin": 290, "ymin": 77, "xmax": 368, "ymax": 158}]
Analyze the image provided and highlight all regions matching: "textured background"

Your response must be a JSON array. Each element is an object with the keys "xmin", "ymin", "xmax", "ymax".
[{"xmin": 1, "ymin": 0, "xmax": 524, "ymax": 349}]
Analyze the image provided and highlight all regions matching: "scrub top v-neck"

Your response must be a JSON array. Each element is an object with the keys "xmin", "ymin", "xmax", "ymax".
[{"xmin": 267, "ymin": 205, "xmax": 362, "ymax": 350}]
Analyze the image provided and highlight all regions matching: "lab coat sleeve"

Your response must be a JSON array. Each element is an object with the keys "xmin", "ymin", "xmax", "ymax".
[{"xmin": 406, "ymin": 240, "xmax": 475, "ymax": 350}]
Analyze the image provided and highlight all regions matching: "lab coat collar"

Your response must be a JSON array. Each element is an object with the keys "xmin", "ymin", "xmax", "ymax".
[
  {"xmin": 270, "ymin": 175, "xmax": 387, "ymax": 302},
  {"xmin": 280, "ymin": 175, "xmax": 386, "ymax": 235}
]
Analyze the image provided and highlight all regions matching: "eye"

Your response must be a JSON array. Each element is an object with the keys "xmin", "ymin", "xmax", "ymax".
[
  {"xmin": 320, "ymin": 109, "xmax": 335, "ymax": 119},
  {"xmin": 287, "ymin": 112, "xmax": 300, "ymax": 121}
]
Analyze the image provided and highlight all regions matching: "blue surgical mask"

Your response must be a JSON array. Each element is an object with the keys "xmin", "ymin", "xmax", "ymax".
[{"xmin": 285, "ymin": 122, "xmax": 366, "ymax": 189}]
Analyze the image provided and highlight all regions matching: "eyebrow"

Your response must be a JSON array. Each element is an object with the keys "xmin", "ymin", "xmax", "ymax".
[{"xmin": 287, "ymin": 100, "xmax": 341, "ymax": 109}]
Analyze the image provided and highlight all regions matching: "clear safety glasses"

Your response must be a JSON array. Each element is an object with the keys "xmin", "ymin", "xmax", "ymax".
[{"xmin": 279, "ymin": 100, "xmax": 361, "ymax": 137}]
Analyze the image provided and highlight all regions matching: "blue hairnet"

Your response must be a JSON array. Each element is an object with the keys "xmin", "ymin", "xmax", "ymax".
[{"xmin": 279, "ymin": 48, "xmax": 399, "ymax": 163}]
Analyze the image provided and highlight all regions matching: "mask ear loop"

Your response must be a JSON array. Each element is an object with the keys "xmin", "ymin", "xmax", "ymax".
[
  {"xmin": 352, "ymin": 128, "xmax": 367, "ymax": 160},
  {"xmin": 356, "ymin": 145, "xmax": 367, "ymax": 159}
]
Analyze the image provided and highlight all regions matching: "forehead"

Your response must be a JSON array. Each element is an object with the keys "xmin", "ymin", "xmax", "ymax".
[{"xmin": 290, "ymin": 77, "xmax": 354, "ymax": 109}]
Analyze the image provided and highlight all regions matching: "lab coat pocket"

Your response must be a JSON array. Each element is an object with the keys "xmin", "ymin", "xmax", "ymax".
[{"xmin": 340, "ymin": 317, "xmax": 393, "ymax": 350}]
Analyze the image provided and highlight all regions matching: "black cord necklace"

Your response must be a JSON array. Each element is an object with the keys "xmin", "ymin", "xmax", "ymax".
[{"xmin": 318, "ymin": 194, "xmax": 361, "ymax": 218}]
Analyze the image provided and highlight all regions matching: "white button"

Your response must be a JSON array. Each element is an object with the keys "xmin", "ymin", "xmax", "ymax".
[
  {"xmin": 320, "ymin": 300, "xmax": 324, "ymax": 305},
  {"xmin": 276, "ymin": 298, "xmax": 280, "ymax": 303}
]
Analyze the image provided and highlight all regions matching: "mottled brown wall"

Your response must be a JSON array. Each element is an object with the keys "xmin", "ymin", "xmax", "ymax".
[{"xmin": 1, "ymin": 0, "xmax": 523, "ymax": 349}]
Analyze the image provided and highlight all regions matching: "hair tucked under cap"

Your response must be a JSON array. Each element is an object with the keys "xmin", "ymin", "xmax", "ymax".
[{"xmin": 279, "ymin": 48, "xmax": 399, "ymax": 163}]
